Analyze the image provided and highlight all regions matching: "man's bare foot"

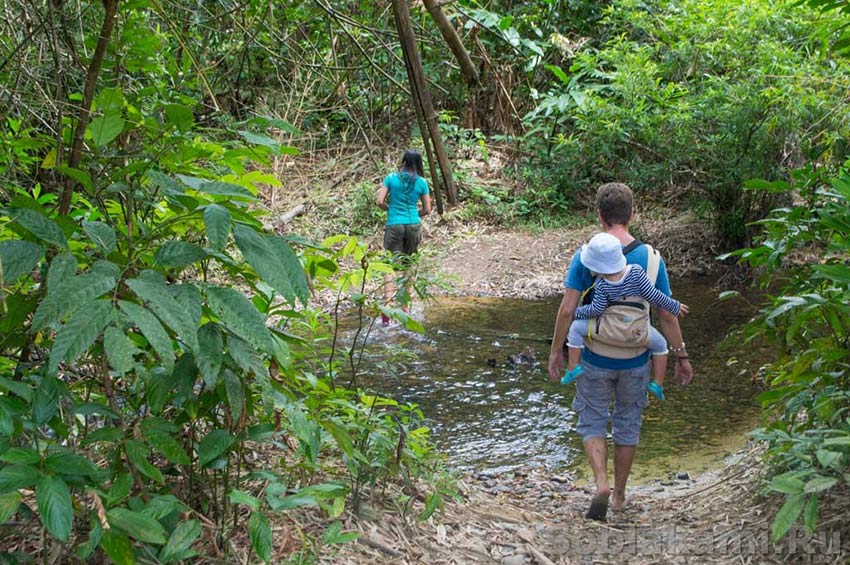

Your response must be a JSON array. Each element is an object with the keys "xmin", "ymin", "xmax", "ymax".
[
  {"xmin": 611, "ymin": 491, "xmax": 627, "ymax": 512},
  {"xmin": 585, "ymin": 490, "xmax": 610, "ymax": 521}
]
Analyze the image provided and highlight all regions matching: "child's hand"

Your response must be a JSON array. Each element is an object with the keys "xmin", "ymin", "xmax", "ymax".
[{"xmin": 678, "ymin": 303, "xmax": 690, "ymax": 318}]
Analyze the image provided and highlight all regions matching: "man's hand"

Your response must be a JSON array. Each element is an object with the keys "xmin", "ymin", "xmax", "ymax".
[
  {"xmin": 675, "ymin": 357, "xmax": 694, "ymax": 385},
  {"xmin": 548, "ymin": 350, "xmax": 565, "ymax": 383}
]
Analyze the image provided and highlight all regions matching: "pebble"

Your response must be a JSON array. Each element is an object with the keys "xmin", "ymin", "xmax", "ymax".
[{"xmin": 501, "ymin": 555, "xmax": 528, "ymax": 565}]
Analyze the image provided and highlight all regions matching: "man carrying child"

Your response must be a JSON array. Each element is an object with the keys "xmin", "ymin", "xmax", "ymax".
[{"xmin": 548, "ymin": 182, "xmax": 694, "ymax": 520}]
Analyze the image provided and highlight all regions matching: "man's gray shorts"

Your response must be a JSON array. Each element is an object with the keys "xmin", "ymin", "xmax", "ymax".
[{"xmin": 571, "ymin": 359, "xmax": 650, "ymax": 446}]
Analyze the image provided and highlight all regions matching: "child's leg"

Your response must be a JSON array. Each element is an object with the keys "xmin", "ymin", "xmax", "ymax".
[
  {"xmin": 567, "ymin": 319, "xmax": 588, "ymax": 371},
  {"xmin": 648, "ymin": 326, "xmax": 668, "ymax": 385}
]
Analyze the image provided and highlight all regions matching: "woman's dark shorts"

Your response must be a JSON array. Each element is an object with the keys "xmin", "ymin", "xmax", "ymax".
[{"xmin": 384, "ymin": 224, "xmax": 422, "ymax": 260}]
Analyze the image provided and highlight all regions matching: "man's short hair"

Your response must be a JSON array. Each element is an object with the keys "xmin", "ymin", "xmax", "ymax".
[{"xmin": 596, "ymin": 183, "xmax": 634, "ymax": 225}]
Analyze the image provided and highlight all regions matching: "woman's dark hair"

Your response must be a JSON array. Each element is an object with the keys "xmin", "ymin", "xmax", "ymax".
[{"xmin": 400, "ymin": 149, "xmax": 424, "ymax": 178}]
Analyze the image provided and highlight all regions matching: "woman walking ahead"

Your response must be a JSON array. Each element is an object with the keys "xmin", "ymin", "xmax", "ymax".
[{"xmin": 375, "ymin": 150, "xmax": 432, "ymax": 324}]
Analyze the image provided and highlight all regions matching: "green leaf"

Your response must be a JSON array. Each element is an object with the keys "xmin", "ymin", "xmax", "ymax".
[
  {"xmin": 816, "ymin": 449, "xmax": 842, "ymax": 469},
  {"xmin": 58, "ymin": 165, "xmax": 93, "ymax": 192},
  {"xmin": 49, "ymin": 299, "xmax": 113, "ymax": 375},
  {"xmin": 0, "ymin": 464, "xmax": 39, "ymax": 493},
  {"xmin": 227, "ymin": 334, "xmax": 267, "ymax": 377},
  {"xmin": 107, "ymin": 507, "xmax": 168, "ymax": 545},
  {"xmin": 144, "ymin": 428, "xmax": 190, "ymax": 466},
  {"xmin": 142, "ymin": 495, "xmax": 184, "ymax": 520},
  {"xmin": 0, "ymin": 240, "xmax": 45, "ymax": 282},
  {"xmin": 124, "ymin": 439, "xmax": 164, "ymax": 484},
  {"xmin": 32, "ymin": 376, "xmax": 61, "ymax": 425},
  {"xmin": 812, "ymin": 264, "xmax": 850, "ymax": 284},
  {"xmin": 147, "ymin": 171, "xmax": 185, "ymax": 197},
  {"xmin": 104, "ymin": 326, "xmax": 141, "ymax": 375},
  {"xmin": 36, "ymin": 476, "xmax": 73, "ymax": 542},
  {"xmin": 88, "ymin": 113, "xmax": 125, "ymax": 146},
  {"xmin": 545, "ymin": 64, "xmax": 570, "ymax": 84},
  {"xmin": 160, "ymin": 519, "xmax": 201, "ymax": 563},
  {"xmin": 106, "ymin": 473, "xmax": 133, "ymax": 507},
  {"xmin": 47, "ymin": 252, "xmax": 77, "ymax": 293},
  {"xmin": 233, "ymin": 224, "xmax": 309, "ymax": 305},
  {"xmin": 203, "ymin": 204, "xmax": 231, "ymax": 250},
  {"xmin": 126, "ymin": 278, "xmax": 198, "ymax": 352},
  {"xmin": 249, "ymin": 511, "xmax": 272, "ymax": 563},
  {"xmin": 80, "ymin": 427, "xmax": 123, "ymax": 447},
  {"xmin": 100, "ymin": 528, "xmax": 135, "ymax": 565},
  {"xmin": 420, "ymin": 491, "xmax": 442, "ymax": 521},
  {"xmin": 804, "ymin": 495, "xmax": 818, "ymax": 535},
  {"xmin": 770, "ymin": 473, "xmax": 805, "ymax": 495},
  {"xmin": 804, "ymin": 476, "xmax": 838, "ymax": 493},
  {"xmin": 96, "ymin": 87, "xmax": 124, "ymax": 112},
  {"xmin": 170, "ymin": 283, "xmax": 202, "ymax": 328},
  {"xmin": 83, "ymin": 221, "xmax": 117, "ymax": 255},
  {"xmin": 245, "ymin": 116, "xmax": 302, "ymax": 135},
  {"xmin": 0, "ymin": 447, "xmax": 40, "ymax": 465},
  {"xmin": 321, "ymin": 521, "xmax": 358, "ymax": 545},
  {"xmin": 0, "ymin": 491, "xmax": 21, "ymax": 523},
  {"xmin": 8, "ymin": 208, "xmax": 68, "ymax": 249},
  {"xmin": 32, "ymin": 273, "xmax": 116, "ymax": 330},
  {"xmin": 178, "ymin": 176, "xmax": 255, "ymax": 200},
  {"xmin": 44, "ymin": 453, "xmax": 100, "ymax": 477},
  {"xmin": 206, "ymin": 286, "xmax": 276, "ymax": 353},
  {"xmin": 222, "ymin": 370, "xmax": 244, "ymax": 422},
  {"xmin": 238, "ymin": 130, "xmax": 300, "ymax": 156},
  {"xmin": 154, "ymin": 241, "xmax": 207, "ymax": 269},
  {"xmin": 772, "ymin": 494, "xmax": 805, "ymax": 541},
  {"xmin": 228, "ymin": 489, "xmax": 260, "ymax": 510},
  {"xmin": 164, "ymin": 103, "xmax": 194, "ymax": 132},
  {"xmin": 198, "ymin": 429, "xmax": 233, "ymax": 467},
  {"xmin": 70, "ymin": 401, "xmax": 118, "ymax": 419},
  {"xmin": 197, "ymin": 323, "xmax": 224, "ymax": 386},
  {"xmin": 119, "ymin": 301, "xmax": 174, "ymax": 370}
]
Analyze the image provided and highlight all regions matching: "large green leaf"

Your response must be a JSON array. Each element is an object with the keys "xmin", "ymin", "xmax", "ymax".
[
  {"xmin": 124, "ymin": 439, "xmax": 164, "ymax": 484},
  {"xmin": 100, "ymin": 528, "xmax": 135, "ymax": 565},
  {"xmin": 126, "ymin": 278, "xmax": 198, "ymax": 352},
  {"xmin": 249, "ymin": 511, "xmax": 272, "ymax": 563},
  {"xmin": 206, "ymin": 286, "xmax": 276, "ymax": 353},
  {"xmin": 32, "ymin": 376, "xmax": 61, "ymax": 425},
  {"xmin": 170, "ymin": 283, "xmax": 202, "ymax": 328},
  {"xmin": 154, "ymin": 241, "xmax": 208, "ymax": 269},
  {"xmin": 227, "ymin": 334, "xmax": 266, "ymax": 377},
  {"xmin": 0, "ymin": 464, "xmax": 40, "ymax": 492},
  {"xmin": 147, "ymin": 170, "xmax": 185, "ymax": 198},
  {"xmin": 164, "ymin": 103, "xmax": 194, "ymax": 132},
  {"xmin": 32, "ymin": 273, "xmax": 116, "ymax": 330},
  {"xmin": 46, "ymin": 252, "xmax": 77, "ymax": 292},
  {"xmin": 119, "ymin": 301, "xmax": 174, "ymax": 370},
  {"xmin": 88, "ymin": 112, "xmax": 125, "ymax": 146},
  {"xmin": 0, "ymin": 491, "xmax": 21, "ymax": 523},
  {"xmin": 233, "ymin": 224, "xmax": 309, "ymax": 305},
  {"xmin": 222, "ymin": 370, "xmax": 244, "ymax": 422},
  {"xmin": 772, "ymin": 494, "xmax": 805, "ymax": 541},
  {"xmin": 8, "ymin": 208, "xmax": 68, "ymax": 249},
  {"xmin": 107, "ymin": 507, "xmax": 168, "ymax": 545},
  {"xmin": 83, "ymin": 221, "xmax": 117, "ymax": 255},
  {"xmin": 0, "ymin": 240, "xmax": 45, "ymax": 282},
  {"xmin": 160, "ymin": 519, "xmax": 201, "ymax": 563},
  {"xmin": 196, "ymin": 181, "xmax": 256, "ymax": 200},
  {"xmin": 197, "ymin": 323, "xmax": 224, "ymax": 386},
  {"xmin": 142, "ymin": 418, "xmax": 190, "ymax": 466},
  {"xmin": 203, "ymin": 204, "xmax": 231, "ymax": 250},
  {"xmin": 104, "ymin": 325, "xmax": 141, "ymax": 375},
  {"xmin": 0, "ymin": 447, "xmax": 40, "ymax": 465},
  {"xmin": 49, "ymin": 299, "xmax": 113, "ymax": 375},
  {"xmin": 36, "ymin": 476, "xmax": 73, "ymax": 542},
  {"xmin": 44, "ymin": 452, "xmax": 100, "ymax": 477},
  {"xmin": 197, "ymin": 429, "xmax": 233, "ymax": 467}
]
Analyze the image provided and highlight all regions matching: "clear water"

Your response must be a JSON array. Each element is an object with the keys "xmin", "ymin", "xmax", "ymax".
[{"xmin": 350, "ymin": 278, "xmax": 767, "ymax": 479}]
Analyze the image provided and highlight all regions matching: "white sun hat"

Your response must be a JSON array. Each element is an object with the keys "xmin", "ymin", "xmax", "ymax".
[{"xmin": 580, "ymin": 233, "xmax": 627, "ymax": 275}]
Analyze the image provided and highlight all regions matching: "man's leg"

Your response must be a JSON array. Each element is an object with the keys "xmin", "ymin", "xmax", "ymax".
[
  {"xmin": 612, "ymin": 444, "xmax": 636, "ymax": 511},
  {"xmin": 610, "ymin": 362, "xmax": 651, "ymax": 511},
  {"xmin": 573, "ymin": 361, "xmax": 615, "ymax": 519},
  {"xmin": 584, "ymin": 437, "xmax": 610, "ymax": 497}
]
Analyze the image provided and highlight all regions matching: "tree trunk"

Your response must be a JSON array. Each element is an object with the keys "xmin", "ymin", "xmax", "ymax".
[
  {"xmin": 391, "ymin": 0, "xmax": 458, "ymax": 207},
  {"xmin": 59, "ymin": 0, "xmax": 120, "ymax": 215},
  {"xmin": 421, "ymin": 0, "xmax": 479, "ymax": 85}
]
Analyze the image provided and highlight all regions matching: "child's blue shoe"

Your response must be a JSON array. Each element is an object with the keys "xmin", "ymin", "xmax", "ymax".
[
  {"xmin": 647, "ymin": 379, "xmax": 665, "ymax": 400},
  {"xmin": 561, "ymin": 366, "xmax": 584, "ymax": 385}
]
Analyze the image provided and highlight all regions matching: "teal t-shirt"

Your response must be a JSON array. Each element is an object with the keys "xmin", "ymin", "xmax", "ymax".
[{"xmin": 383, "ymin": 172, "xmax": 429, "ymax": 226}]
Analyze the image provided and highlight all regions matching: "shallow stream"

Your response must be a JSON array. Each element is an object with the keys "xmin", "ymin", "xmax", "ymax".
[{"xmin": 355, "ymin": 278, "xmax": 768, "ymax": 481}]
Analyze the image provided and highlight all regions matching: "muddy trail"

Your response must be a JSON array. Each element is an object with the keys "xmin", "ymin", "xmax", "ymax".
[{"xmin": 321, "ymin": 219, "xmax": 849, "ymax": 564}]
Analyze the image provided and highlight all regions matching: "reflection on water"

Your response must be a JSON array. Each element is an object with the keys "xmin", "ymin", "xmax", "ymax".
[{"xmin": 349, "ymin": 278, "xmax": 768, "ymax": 479}]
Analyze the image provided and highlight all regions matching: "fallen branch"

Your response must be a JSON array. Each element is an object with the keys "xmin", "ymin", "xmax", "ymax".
[
  {"xmin": 355, "ymin": 535, "xmax": 404, "ymax": 557},
  {"xmin": 277, "ymin": 204, "xmax": 306, "ymax": 225}
]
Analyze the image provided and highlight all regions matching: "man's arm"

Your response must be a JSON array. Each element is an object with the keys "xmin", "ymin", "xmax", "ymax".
[
  {"xmin": 658, "ymin": 309, "xmax": 693, "ymax": 384},
  {"xmin": 375, "ymin": 185, "xmax": 389, "ymax": 211},
  {"xmin": 548, "ymin": 288, "xmax": 581, "ymax": 382}
]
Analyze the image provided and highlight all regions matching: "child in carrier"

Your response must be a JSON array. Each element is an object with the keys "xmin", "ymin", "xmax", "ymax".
[{"xmin": 564, "ymin": 233, "xmax": 689, "ymax": 395}]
